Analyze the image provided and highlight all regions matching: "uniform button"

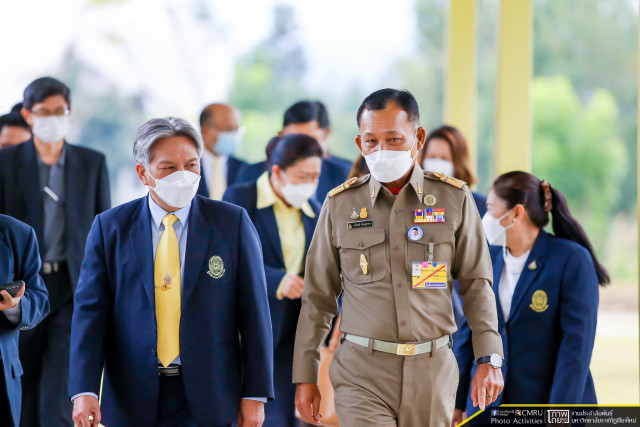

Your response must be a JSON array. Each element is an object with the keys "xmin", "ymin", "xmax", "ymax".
[
  {"xmin": 396, "ymin": 283, "xmax": 402, "ymax": 288},
  {"xmin": 401, "ymin": 320, "xmax": 407, "ymax": 326},
  {"xmin": 394, "ymin": 245, "xmax": 399, "ymax": 251},
  {"xmin": 359, "ymin": 242, "xmax": 365, "ymax": 247},
  {"xmin": 394, "ymin": 209, "xmax": 399, "ymax": 214},
  {"xmin": 151, "ymin": 348, "xmax": 156, "ymax": 355}
]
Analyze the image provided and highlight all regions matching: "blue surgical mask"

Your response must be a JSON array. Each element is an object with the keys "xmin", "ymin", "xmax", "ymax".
[{"xmin": 215, "ymin": 129, "xmax": 243, "ymax": 156}]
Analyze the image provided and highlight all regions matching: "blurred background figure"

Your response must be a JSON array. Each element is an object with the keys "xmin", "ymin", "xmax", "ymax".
[
  {"xmin": 0, "ymin": 77, "xmax": 111, "ymax": 427},
  {"xmin": 236, "ymin": 100, "xmax": 351, "ymax": 201},
  {"xmin": 420, "ymin": 125, "xmax": 486, "ymax": 216},
  {"xmin": 0, "ymin": 215, "xmax": 50, "ymax": 427},
  {"xmin": 197, "ymin": 103, "xmax": 247, "ymax": 200},
  {"xmin": 224, "ymin": 134, "xmax": 323, "ymax": 427},
  {"xmin": 0, "ymin": 103, "xmax": 31, "ymax": 149},
  {"xmin": 347, "ymin": 154, "xmax": 369, "ymax": 180},
  {"xmin": 452, "ymin": 171, "xmax": 608, "ymax": 425}
]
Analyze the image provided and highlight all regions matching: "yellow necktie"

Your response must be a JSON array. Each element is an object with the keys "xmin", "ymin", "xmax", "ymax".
[{"xmin": 155, "ymin": 214, "xmax": 181, "ymax": 367}]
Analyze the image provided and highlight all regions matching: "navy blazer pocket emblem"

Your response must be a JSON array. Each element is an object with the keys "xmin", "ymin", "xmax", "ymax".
[
  {"xmin": 208, "ymin": 256, "xmax": 225, "ymax": 279},
  {"xmin": 530, "ymin": 290, "xmax": 549, "ymax": 312}
]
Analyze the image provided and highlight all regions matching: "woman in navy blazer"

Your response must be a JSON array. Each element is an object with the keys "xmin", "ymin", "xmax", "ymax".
[
  {"xmin": 224, "ymin": 134, "xmax": 323, "ymax": 427},
  {"xmin": 453, "ymin": 171, "xmax": 609, "ymax": 424}
]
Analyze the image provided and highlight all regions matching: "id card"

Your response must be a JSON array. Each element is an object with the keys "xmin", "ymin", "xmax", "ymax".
[{"xmin": 412, "ymin": 261, "xmax": 447, "ymax": 289}]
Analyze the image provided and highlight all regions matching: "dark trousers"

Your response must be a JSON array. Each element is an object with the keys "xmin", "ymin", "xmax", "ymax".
[
  {"xmin": 156, "ymin": 374, "xmax": 197, "ymax": 427},
  {"xmin": 19, "ymin": 264, "xmax": 73, "ymax": 427},
  {"xmin": 0, "ymin": 361, "xmax": 15, "ymax": 427}
]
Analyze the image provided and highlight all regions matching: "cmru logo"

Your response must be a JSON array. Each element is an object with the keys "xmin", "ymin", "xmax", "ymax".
[{"xmin": 547, "ymin": 409, "xmax": 570, "ymax": 423}]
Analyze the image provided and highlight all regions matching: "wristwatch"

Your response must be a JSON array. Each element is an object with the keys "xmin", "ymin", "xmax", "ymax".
[{"xmin": 477, "ymin": 354, "xmax": 503, "ymax": 368}]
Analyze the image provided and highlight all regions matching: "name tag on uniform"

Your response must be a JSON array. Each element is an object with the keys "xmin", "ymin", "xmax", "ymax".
[
  {"xmin": 347, "ymin": 220, "xmax": 373, "ymax": 230},
  {"xmin": 412, "ymin": 261, "xmax": 447, "ymax": 289}
]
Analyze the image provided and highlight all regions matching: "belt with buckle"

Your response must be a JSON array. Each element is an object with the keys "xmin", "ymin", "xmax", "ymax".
[
  {"xmin": 343, "ymin": 333, "xmax": 451, "ymax": 356},
  {"xmin": 158, "ymin": 365, "xmax": 181, "ymax": 376},
  {"xmin": 42, "ymin": 261, "xmax": 65, "ymax": 275}
]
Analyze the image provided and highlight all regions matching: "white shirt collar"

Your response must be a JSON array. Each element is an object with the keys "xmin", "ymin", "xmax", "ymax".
[{"xmin": 147, "ymin": 193, "xmax": 192, "ymax": 230}]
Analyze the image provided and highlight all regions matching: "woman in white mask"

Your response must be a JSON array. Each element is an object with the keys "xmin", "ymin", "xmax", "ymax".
[
  {"xmin": 452, "ymin": 171, "xmax": 609, "ymax": 426},
  {"xmin": 420, "ymin": 125, "xmax": 486, "ymax": 217},
  {"xmin": 222, "ymin": 133, "xmax": 322, "ymax": 427}
]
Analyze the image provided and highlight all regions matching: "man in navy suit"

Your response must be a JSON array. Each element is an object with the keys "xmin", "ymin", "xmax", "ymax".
[
  {"xmin": 70, "ymin": 117, "xmax": 274, "ymax": 427},
  {"xmin": 0, "ymin": 215, "xmax": 50, "ymax": 427},
  {"xmin": 235, "ymin": 101, "xmax": 352, "ymax": 201},
  {"xmin": 0, "ymin": 77, "xmax": 111, "ymax": 427},
  {"xmin": 196, "ymin": 103, "xmax": 247, "ymax": 199}
]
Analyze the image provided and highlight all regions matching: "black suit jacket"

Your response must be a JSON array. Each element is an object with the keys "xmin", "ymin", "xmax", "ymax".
[{"xmin": 0, "ymin": 139, "xmax": 111, "ymax": 289}]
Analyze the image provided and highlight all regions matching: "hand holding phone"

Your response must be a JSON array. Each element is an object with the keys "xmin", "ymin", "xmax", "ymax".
[{"xmin": 0, "ymin": 280, "xmax": 25, "ymax": 310}]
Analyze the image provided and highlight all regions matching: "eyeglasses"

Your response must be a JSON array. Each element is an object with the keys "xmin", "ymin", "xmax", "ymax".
[{"xmin": 31, "ymin": 107, "xmax": 70, "ymax": 118}]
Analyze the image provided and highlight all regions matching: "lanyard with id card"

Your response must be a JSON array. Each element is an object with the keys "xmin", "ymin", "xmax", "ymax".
[{"xmin": 412, "ymin": 242, "xmax": 447, "ymax": 289}]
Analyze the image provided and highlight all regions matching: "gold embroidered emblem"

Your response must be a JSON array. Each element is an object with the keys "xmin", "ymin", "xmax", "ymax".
[
  {"xmin": 360, "ymin": 207, "xmax": 368, "ymax": 219},
  {"xmin": 328, "ymin": 177, "xmax": 358, "ymax": 198},
  {"xmin": 530, "ymin": 290, "xmax": 549, "ymax": 312},
  {"xmin": 208, "ymin": 256, "xmax": 225, "ymax": 279}
]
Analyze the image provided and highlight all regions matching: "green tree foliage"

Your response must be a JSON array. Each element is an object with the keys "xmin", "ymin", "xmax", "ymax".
[
  {"xmin": 229, "ymin": 4, "xmax": 310, "ymax": 162},
  {"xmin": 532, "ymin": 76, "xmax": 628, "ymax": 254}
]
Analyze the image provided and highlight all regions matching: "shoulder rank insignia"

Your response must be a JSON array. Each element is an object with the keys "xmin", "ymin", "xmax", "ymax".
[
  {"xmin": 432, "ymin": 171, "xmax": 466, "ymax": 189},
  {"xmin": 328, "ymin": 177, "xmax": 358, "ymax": 198}
]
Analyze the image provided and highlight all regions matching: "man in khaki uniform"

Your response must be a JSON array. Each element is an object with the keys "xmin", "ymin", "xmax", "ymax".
[{"xmin": 293, "ymin": 89, "xmax": 504, "ymax": 427}]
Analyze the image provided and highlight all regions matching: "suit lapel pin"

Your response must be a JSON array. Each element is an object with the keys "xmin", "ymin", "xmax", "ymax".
[{"xmin": 528, "ymin": 260, "xmax": 537, "ymax": 271}]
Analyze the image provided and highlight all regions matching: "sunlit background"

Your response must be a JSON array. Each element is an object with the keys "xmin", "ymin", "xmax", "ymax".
[{"xmin": 1, "ymin": 0, "xmax": 638, "ymax": 404}]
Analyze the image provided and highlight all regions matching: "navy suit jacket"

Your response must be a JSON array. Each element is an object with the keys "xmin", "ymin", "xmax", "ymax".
[
  {"xmin": 196, "ymin": 155, "xmax": 247, "ymax": 198},
  {"xmin": 0, "ymin": 215, "xmax": 49, "ymax": 427},
  {"xmin": 235, "ymin": 155, "xmax": 352, "ymax": 203},
  {"xmin": 0, "ymin": 139, "xmax": 111, "ymax": 288},
  {"xmin": 454, "ymin": 230, "xmax": 599, "ymax": 412},
  {"xmin": 69, "ymin": 195, "xmax": 274, "ymax": 426},
  {"xmin": 223, "ymin": 182, "xmax": 320, "ymax": 354}
]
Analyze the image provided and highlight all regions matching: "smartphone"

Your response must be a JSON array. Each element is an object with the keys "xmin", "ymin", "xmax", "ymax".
[{"xmin": 0, "ymin": 280, "xmax": 24, "ymax": 301}]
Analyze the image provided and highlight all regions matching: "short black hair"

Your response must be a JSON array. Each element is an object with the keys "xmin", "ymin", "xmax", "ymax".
[
  {"xmin": 268, "ymin": 133, "xmax": 323, "ymax": 173},
  {"xmin": 23, "ymin": 77, "xmax": 71, "ymax": 110},
  {"xmin": 356, "ymin": 88, "xmax": 420, "ymax": 128},
  {"xmin": 0, "ymin": 103, "xmax": 30, "ymax": 134},
  {"xmin": 283, "ymin": 101, "xmax": 330, "ymax": 129},
  {"xmin": 199, "ymin": 107, "xmax": 213, "ymax": 128}
]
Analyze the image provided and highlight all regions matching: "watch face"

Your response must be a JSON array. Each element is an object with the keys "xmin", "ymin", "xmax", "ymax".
[{"xmin": 490, "ymin": 354, "xmax": 502, "ymax": 367}]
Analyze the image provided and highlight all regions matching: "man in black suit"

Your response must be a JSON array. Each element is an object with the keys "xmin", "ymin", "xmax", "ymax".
[
  {"xmin": 196, "ymin": 103, "xmax": 247, "ymax": 199},
  {"xmin": 0, "ymin": 77, "xmax": 111, "ymax": 427},
  {"xmin": 235, "ymin": 100, "xmax": 353, "ymax": 201}
]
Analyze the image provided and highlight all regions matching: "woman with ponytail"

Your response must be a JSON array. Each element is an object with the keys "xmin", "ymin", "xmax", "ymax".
[{"xmin": 452, "ymin": 171, "xmax": 607, "ymax": 426}]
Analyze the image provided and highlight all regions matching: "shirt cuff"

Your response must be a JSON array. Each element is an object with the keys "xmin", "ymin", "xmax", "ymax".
[
  {"xmin": 71, "ymin": 392, "xmax": 99, "ymax": 402},
  {"xmin": 243, "ymin": 397, "xmax": 267, "ymax": 403},
  {"xmin": 2, "ymin": 301, "xmax": 21, "ymax": 325}
]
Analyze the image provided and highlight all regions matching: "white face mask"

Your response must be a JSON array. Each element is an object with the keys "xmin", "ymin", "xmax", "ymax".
[
  {"xmin": 422, "ymin": 157, "xmax": 454, "ymax": 177},
  {"xmin": 363, "ymin": 136, "xmax": 418, "ymax": 183},
  {"xmin": 32, "ymin": 115, "xmax": 69, "ymax": 144},
  {"xmin": 481, "ymin": 209, "xmax": 515, "ymax": 246},
  {"xmin": 147, "ymin": 170, "xmax": 201, "ymax": 209},
  {"xmin": 279, "ymin": 173, "xmax": 317, "ymax": 208}
]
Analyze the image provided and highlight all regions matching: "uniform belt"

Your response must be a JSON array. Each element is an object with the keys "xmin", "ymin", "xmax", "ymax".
[
  {"xmin": 343, "ymin": 334, "xmax": 451, "ymax": 356},
  {"xmin": 42, "ymin": 261, "xmax": 65, "ymax": 275},
  {"xmin": 158, "ymin": 365, "xmax": 181, "ymax": 376}
]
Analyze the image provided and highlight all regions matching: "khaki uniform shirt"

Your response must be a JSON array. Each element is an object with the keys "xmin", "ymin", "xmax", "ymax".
[{"xmin": 292, "ymin": 163, "xmax": 503, "ymax": 384}]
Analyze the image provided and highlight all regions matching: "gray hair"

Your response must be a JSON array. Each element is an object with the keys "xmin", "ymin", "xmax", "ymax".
[{"xmin": 133, "ymin": 117, "xmax": 204, "ymax": 166}]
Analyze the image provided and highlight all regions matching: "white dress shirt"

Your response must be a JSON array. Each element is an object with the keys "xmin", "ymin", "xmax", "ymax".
[{"xmin": 498, "ymin": 249, "xmax": 531, "ymax": 322}]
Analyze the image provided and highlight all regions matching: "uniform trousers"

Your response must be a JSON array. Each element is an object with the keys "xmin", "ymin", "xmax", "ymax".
[
  {"xmin": 19, "ymin": 264, "xmax": 73, "ymax": 427},
  {"xmin": 329, "ymin": 338, "xmax": 458, "ymax": 427},
  {"xmin": 0, "ymin": 361, "xmax": 14, "ymax": 426}
]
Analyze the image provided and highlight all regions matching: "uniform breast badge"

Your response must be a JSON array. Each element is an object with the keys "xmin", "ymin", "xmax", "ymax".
[
  {"xmin": 359, "ymin": 254, "xmax": 368, "ymax": 275},
  {"xmin": 360, "ymin": 207, "xmax": 368, "ymax": 219},
  {"xmin": 424, "ymin": 195, "xmax": 436, "ymax": 206},
  {"xmin": 529, "ymin": 290, "xmax": 549, "ymax": 312},
  {"xmin": 414, "ymin": 208, "xmax": 445, "ymax": 223},
  {"xmin": 207, "ymin": 256, "xmax": 225, "ymax": 279},
  {"xmin": 350, "ymin": 208, "xmax": 360, "ymax": 220}
]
